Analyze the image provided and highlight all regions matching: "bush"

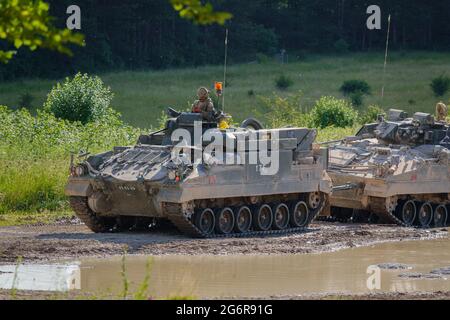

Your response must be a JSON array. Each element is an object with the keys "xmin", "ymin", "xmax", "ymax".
[
  {"xmin": 0, "ymin": 105, "xmax": 142, "ymax": 214},
  {"xmin": 157, "ymin": 110, "xmax": 169, "ymax": 130},
  {"xmin": 296, "ymin": 50, "xmax": 307, "ymax": 61},
  {"xmin": 0, "ymin": 105, "xmax": 140, "ymax": 159},
  {"xmin": 18, "ymin": 92, "xmax": 35, "ymax": 110},
  {"xmin": 340, "ymin": 80, "xmax": 371, "ymax": 107},
  {"xmin": 340, "ymin": 80, "xmax": 371, "ymax": 96},
  {"xmin": 44, "ymin": 73, "xmax": 114, "ymax": 124},
  {"xmin": 349, "ymin": 92, "xmax": 363, "ymax": 108},
  {"xmin": 310, "ymin": 96, "xmax": 358, "ymax": 129},
  {"xmin": 256, "ymin": 53, "xmax": 271, "ymax": 64},
  {"xmin": 334, "ymin": 39, "xmax": 349, "ymax": 53},
  {"xmin": 430, "ymin": 74, "xmax": 450, "ymax": 97},
  {"xmin": 275, "ymin": 74, "xmax": 293, "ymax": 90},
  {"xmin": 360, "ymin": 105, "xmax": 385, "ymax": 124},
  {"xmin": 0, "ymin": 159, "xmax": 68, "ymax": 214},
  {"xmin": 260, "ymin": 92, "xmax": 309, "ymax": 128}
]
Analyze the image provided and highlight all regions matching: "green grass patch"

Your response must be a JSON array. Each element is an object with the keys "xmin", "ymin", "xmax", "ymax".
[
  {"xmin": 0, "ymin": 106, "xmax": 142, "ymax": 220},
  {"xmin": 0, "ymin": 158, "xmax": 68, "ymax": 214},
  {"xmin": 316, "ymin": 126, "xmax": 357, "ymax": 143},
  {"xmin": 2, "ymin": 51, "xmax": 449, "ymax": 128},
  {"xmin": 0, "ymin": 210, "xmax": 72, "ymax": 227}
]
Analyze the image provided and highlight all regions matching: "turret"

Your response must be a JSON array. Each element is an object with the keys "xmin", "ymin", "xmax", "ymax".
[{"xmin": 356, "ymin": 109, "xmax": 450, "ymax": 147}]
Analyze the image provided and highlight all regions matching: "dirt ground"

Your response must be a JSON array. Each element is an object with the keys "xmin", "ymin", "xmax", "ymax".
[
  {"xmin": 255, "ymin": 291, "xmax": 450, "ymax": 300},
  {"xmin": 0, "ymin": 219, "xmax": 449, "ymax": 300},
  {"xmin": 0, "ymin": 219, "xmax": 447, "ymax": 264},
  {"xmin": 1, "ymin": 290, "xmax": 450, "ymax": 301}
]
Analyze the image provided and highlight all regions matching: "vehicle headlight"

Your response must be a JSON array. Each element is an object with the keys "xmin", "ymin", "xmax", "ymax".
[{"xmin": 74, "ymin": 165, "xmax": 87, "ymax": 177}]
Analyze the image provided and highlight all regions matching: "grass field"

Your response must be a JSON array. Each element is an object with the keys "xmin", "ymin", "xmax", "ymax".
[
  {"xmin": 1, "ymin": 51, "xmax": 449, "ymax": 128},
  {"xmin": 0, "ymin": 51, "xmax": 449, "ymax": 220}
]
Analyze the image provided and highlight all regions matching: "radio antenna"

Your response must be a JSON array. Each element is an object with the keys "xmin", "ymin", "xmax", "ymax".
[
  {"xmin": 381, "ymin": 14, "xmax": 391, "ymax": 105},
  {"xmin": 222, "ymin": 29, "xmax": 229, "ymax": 112}
]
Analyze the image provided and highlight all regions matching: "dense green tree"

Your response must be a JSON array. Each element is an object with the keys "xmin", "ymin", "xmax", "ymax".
[
  {"xmin": 0, "ymin": 0, "xmax": 84, "ymax": 63},
  {"xmin": 0, "ymin": 0, "xmax": 231, "ymax": 64},
  {"xmin": 0, "ymin": 0, "xmax": 448, "ymax": 80},
  {"xmin": 170, "ymin": 0, "xmax": 232, "ymax": 25}
]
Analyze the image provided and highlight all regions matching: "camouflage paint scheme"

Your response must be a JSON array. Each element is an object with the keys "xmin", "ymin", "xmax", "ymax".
[
  {"xmin": 325, "ymin": 109, "xmax": 450, "ymax": 228},
  {"xmin": 66, "ymin": 111, "xmax": 331, "ymax": 237}
]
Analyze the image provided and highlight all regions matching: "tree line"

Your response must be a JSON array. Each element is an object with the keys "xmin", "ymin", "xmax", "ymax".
[{"xmin": 0, "ymin": 0, "xmax": 449, "ymax": 81}]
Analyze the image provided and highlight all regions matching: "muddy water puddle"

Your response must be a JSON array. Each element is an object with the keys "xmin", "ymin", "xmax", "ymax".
[{"xmin": 1, "ymin": 237, "xmax": 450, "ymax": 298}]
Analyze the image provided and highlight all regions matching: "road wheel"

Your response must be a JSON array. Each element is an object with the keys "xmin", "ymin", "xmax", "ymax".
[
  {"xmin": 215, "ymin": 208, "xmax": 235, "ymax": 235},
  {"xmin": 272, "ymin": 203, "xmax": 290, "ymax": 230},
  {"xmin": 400, "ymin": 200, "xmax": 417, "ymax": 226},
  {"xmin": 234, "ymin": 206, "xmax": 252, "ymax": 233},
  {"xmin": 307, "ymin": 192, "xmax": 323, "ymax": 210},
  {"xmin": 418, "ymin": 202, "xmax": 433, "ymax": 228},
  {"xmin": 290, "ymin": 201, "xmax": 309, "ymax": 227},
  {"xmin": 253, "ymin": 204, "xmax": 273, "ymax": 231},
  {"xmin": 434, "ymin": 205, "xmax": 448, "ymax": 228},
  {"xmin": 194, "ymin": 208, "xmax": 215, "ymax": 235}
]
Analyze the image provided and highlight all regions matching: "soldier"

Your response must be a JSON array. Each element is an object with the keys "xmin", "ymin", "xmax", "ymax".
[
  {"xmin": 192, "ymin": 87, "xmax": 216, "ymax": 121},
  {"xmin": 436, "ymin": 102, "xmax": 448, "ymax": 122}
]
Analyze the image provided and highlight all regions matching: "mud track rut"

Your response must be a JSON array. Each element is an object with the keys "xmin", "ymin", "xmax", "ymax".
[{"xmin": 0, "ymin": 219, "xmax": 446, "ymax": 264}]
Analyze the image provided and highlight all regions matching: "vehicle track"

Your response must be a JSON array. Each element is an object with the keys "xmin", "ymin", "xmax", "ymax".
[{"xmin": 164, "ymin": 201, "xmax": 324, "ymax": 239}]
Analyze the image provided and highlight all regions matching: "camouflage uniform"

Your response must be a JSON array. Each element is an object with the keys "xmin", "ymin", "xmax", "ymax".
[
  {"xmin": 192, "ymin": 87, "xmax": 216, "ymax": 121},
  {"xmin": 436, "ymin": 102, "xmax": 448, "ymax": 122}
]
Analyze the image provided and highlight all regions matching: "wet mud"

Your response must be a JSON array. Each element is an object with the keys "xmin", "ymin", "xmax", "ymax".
[{"xmin": 0, "ymin": 221, "xmax": 446, "ymax": 263}]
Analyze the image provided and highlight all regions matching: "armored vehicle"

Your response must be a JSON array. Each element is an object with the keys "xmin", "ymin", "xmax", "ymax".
[
  {"xmin": 326, "ymin": 109, "xmax": 450, "ymax": 228},
  {"xmin": 66, "ymin": 109, "xmax": 331, "ymax": 238}
]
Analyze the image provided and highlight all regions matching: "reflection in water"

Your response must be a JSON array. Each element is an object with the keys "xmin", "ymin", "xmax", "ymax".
[
  {"xmin": 79, "ymin": 238, "xmax": 450, "ymax": 298},
  {"xmin": 1, "ymin": 238, "xmax": 450, "ymax": 297},
  {"xmin": 0, "ymin": 264, "xmax": 80, "ymax": 292},
  {"xmin": 80, "ymin": 238, "xmax": 450, "ymax": 298}
]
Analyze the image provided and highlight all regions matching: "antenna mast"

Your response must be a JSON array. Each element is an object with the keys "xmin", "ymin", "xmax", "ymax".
[
  {"xmin": 381, "ymin": 14, "xmax": 391, "ymax": 105},
  {"xmin": 222, "ymin": 29, "xmax": 229, "ymax": 112}
]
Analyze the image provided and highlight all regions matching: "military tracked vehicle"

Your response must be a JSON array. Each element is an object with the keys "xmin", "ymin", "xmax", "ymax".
[
  {"xmin": 325, "ymin": 109, "xmax": 450, "ymax": 228},
  {"xmin": 66, "ymin": 109, "xmax": 331, "ymax": 238}
]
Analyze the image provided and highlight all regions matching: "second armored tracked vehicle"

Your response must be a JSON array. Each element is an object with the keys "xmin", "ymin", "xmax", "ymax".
[
  {"xmin": 325, "ymin": 108, "xmax": 450, "ymax": 228},
  {"xmin": 66, "ymin": 109, "xmax": 331, "ymax": 238}
]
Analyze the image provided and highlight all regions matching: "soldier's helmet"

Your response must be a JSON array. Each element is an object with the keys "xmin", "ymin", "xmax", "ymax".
[{"xmin": 197, "ymin": 87, "xmax": 209, "ymax": 100}]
